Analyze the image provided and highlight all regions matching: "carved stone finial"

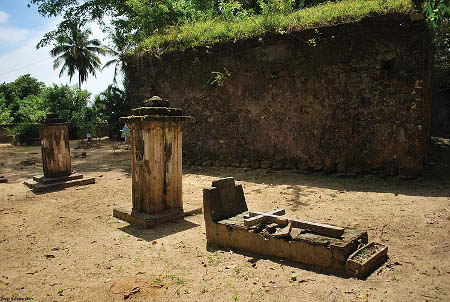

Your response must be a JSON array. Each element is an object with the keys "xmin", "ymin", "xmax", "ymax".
[{"xmin": 143, "ymin": 96, "xmax": 170, "ymax": 107}]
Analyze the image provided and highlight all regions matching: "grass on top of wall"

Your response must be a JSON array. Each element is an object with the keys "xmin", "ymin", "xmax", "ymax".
[{"xmin": 138, "ymin": 0, "xmax": 414, "ymax": 55}]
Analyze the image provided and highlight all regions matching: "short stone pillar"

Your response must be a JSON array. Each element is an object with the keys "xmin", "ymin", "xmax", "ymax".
[
  {"xmin": 113, "ymin": 96, "xmax": 202, "ymax": 227},
  {"xmin": 39, "ymin": 113, "xmax": 71, "ymax": 178},
  {"xmin": 24, "ymin": 113, "xmax": 95, "ymax": 192}
]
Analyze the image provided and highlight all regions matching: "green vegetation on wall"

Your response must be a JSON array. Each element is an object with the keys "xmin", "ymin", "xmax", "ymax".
[{"xmin": 138, "ymin": 0, "xmax": 414, "ymax": 55}]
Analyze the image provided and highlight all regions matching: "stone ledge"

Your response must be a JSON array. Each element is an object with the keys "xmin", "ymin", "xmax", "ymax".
[
  {"xmin": 24, "ymin": 175, "xmax": 95, "ymax": 193},
  {"xmin": 32, "ymin": 173, "xmax": 84, "ymax": 184}
]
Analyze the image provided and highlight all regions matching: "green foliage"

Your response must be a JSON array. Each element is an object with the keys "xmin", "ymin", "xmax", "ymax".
[
  {"xmin": 14, "ymin": 95, "xmax": 47, "ymax": 124},
  {"xmin": 10, "ymin": 123, "xmax": 40, "ymax": 143},
  {"xmin": 139, "ymin": 0, "xmax": 414, "ymax": 55},
  {"xmin": 43, "ymin": 84, "xmax": 93, "ymax": 138},
  {"xmin": 1, "ymin": 74, "xmax": 130, "ymax": 141},
  {"xmin": 258, "ymin": 0, "xmax": 295, "ymax": 15},
  {"xmin": 0, "ymin": 94, "xmax": 13, "ymax": 124},
  {"xmin": 9, "ymin": 93, "xmax": 47, "ymax": 143},
  {"xmin": 50, "ymin": 20, "xmax": 107, "ymax": 88},
  {"xmin": 205, "ymin": 68, "xmax": 231, "ymax": 88},
  {"xmin": 30, "ymin": 0, "xmax": 449, "ymax": 54},
  {"xmin": 420, "ymin": 0, "xmax": 449, "ymax": 27},
  {"xmin": 94, "ymin": 83, "xmax": 131, "ymax": 139},
  {"xmin": 102, "ymin": 28, "xmax": 130, "ymax": 85},
  {"xmin": 0, "ymin": 74, "xmax": 45, "ymax": 117}
]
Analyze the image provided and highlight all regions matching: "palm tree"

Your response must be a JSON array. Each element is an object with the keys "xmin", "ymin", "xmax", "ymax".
[
  {"xmin": 51, "ymin": 22, "xmax": 106, "ymax": 88},
  {"xmin": 102, "ymin": 28, "xmax": 129, "ymax": 86}
]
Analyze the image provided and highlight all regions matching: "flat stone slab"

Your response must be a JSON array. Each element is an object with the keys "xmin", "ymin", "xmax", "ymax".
[
  {"xmin": 32, "ymin": 173, "xmax": 84, "ymax": 184},
  {"xmin": 210, "ymin": 212, "xmax": 368, "ymax": 271},
  {"xmin": 24, "ymin": 174, "xmax": 95, "ymax": 193},
  {"xmin": 113, "ymin": 205, "xmax": 203, "ymax": 228}
]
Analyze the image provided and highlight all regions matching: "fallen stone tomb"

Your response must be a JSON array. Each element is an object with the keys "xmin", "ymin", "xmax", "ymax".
[
  {"xmin": 24, "ymin": 114, "xmax": 95, "ymax": 192},
  {"xmin": 113, "ymin": 96, "xmax": 202, "ymax": 228},
  {"xmin": 203, "ymin": 177, "xmax": 388, "ymax": 278}
]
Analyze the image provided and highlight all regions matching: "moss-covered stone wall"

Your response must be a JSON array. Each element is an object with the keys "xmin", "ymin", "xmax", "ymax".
[{"xmin": 124, "ymin": 14, "xmax": 432, "ymax": 176}]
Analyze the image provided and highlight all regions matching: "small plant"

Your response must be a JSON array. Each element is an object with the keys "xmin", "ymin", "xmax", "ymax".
[
  {"xmin": 207, "ymin": 251, "xmax": 222, "ymax": 265},
  {"xmin": 307, "ymin": 29, "xmax": 321, "ymax": 47},
  {"xmin": 166, "ymin": 274, "xmax": 186, "ymax": 285},
  {"xmin": 205, "ymin": 68, "xmax": 231, "ymax": 88}
]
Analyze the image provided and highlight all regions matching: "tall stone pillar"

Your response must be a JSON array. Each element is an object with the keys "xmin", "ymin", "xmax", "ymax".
[
  {"xmin": 24, "ymin": 113, "xmax": 95, "ymax": 192},
  {"xmin": 39, "ymin": 113, "xmax": 71, "ymax": 178},
  {"xmin": 113, "ymin": 96, "xmax": 202, "ymax": 228}
]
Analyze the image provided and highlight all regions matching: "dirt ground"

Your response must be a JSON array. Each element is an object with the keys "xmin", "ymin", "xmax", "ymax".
[{"xmin": 0, "ymin": 138, "xmax": 449, "ymax": 302}]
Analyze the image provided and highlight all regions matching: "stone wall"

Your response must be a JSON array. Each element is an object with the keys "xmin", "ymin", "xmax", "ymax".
[{"xmin": 124, "ymin": 14, "xmax": 432, "ymax": 176}]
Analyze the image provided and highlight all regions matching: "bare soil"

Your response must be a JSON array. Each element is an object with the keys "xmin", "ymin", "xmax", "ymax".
[{"xmin": 0, "ymin": 138, "xmax": 449, "ymax": 302}]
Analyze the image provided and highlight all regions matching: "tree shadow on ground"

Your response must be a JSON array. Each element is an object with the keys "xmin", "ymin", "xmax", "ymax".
[{"xmin": 118, "ymin": 219, "xmax": 200, "ymax": 242}]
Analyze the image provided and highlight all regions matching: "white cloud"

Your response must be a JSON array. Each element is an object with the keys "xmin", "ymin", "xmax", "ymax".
[
  {"xmin": 0, "ymin": 26, "xmax": 30, "ymax": 48},
  {"xmin": 0, "ymin": 20, "xmax": 119, "ymax": 97},
  {"xmin": 0, "ymin": 11, "xmax": 9, "ymax": 24}
]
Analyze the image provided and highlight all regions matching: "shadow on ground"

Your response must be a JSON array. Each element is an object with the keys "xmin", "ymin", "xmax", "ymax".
[
  {"xmin": 184, "ymin": 137, "xmax": 450, "ymax": 200},
  {"xmin": 205, "ymin": 243, "xmax": 356, "ymax": 279},
  {"xmin": 118, "ymin": 219, "xmax": 200, "ymax": 242}
]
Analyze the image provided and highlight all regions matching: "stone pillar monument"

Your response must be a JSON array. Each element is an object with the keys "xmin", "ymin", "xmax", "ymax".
[
  {"xmin": 113, "ymin": 96, "xmax": 202, "ymax": 228},
  {"xmin": 40, "ymin": 113, "xmax": 71, "ymax": 178},
  {"xmin": 24, "ymin": 113, "xmax": 95, "ymax": 192}
]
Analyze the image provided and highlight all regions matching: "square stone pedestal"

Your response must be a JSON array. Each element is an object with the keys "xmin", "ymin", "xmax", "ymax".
[
  {"xmin": 24, "ymin": 173, "xmax": 95, "ymax": 193},
  {"xmin": 113, "ymin": 206, "xmax": 202, "ymax": 228}
]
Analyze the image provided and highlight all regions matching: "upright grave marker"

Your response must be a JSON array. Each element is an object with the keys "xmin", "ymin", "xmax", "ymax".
[
  {"xmin": 24, "ymin": 113, "xmax": 95, "ymax": 192},
  {"xmin": 113, "ymin": 96, "xmax": 202, "ymax": 227}
]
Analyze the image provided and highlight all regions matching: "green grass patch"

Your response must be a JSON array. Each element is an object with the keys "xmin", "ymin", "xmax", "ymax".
[{"xmin": 138, "ymin": 0, "xmax": 413, "ymax": 55}]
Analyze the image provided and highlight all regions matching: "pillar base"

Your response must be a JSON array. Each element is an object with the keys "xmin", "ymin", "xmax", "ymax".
[
  {"xmin": 113, "ymin": 206, "xmax": 202, "ymax": 228},
  {"xmin": 24, "ymin": 173, "xmax": 95, "ymax": 193}
]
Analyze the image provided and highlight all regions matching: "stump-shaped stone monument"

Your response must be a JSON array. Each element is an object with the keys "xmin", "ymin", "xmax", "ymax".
[
  {"xmin": 24, "ymin": 114, "xmax": 95, "ymax": 192},
  {"xmin": 113, "ymin": 96, "xmax": 202, "ymax": 227}
]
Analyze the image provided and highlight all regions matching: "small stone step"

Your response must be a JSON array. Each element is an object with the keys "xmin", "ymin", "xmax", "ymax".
[
  {"xmin": 24, "ymin": 177, "xmax": 95, "ymax": 193},
  {"xmin": 32, "ymin": 173, "xmax": 84, "ymax": 184},
  {"xmin": 24, "ymin": 179, "xmax": 38, "ymax": 188}
]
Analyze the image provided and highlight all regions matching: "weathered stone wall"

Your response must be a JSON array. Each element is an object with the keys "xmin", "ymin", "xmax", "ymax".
[{"xmin": 125, "ymin": 14, "xmax": 432, "ymax": 176}]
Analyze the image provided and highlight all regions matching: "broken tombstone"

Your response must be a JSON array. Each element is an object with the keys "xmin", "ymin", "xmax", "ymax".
[{"xmin": 203, "ymin": 177, "xmax": 388, "ymax": 278}]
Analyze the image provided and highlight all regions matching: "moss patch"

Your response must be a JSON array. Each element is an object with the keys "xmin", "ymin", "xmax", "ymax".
[{"xmin": 131, "ymin": 107, "xmax": 183, "ymax": 117}]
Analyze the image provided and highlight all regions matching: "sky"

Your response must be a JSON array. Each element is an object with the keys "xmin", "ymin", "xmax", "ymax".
[{"xmin": 0, "ymin": 0, "xmax": 118, "ymax": 97}]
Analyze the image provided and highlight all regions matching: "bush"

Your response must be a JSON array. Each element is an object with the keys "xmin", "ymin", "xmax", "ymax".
[
  {"xmin": 0, "ymin": 94, "xmax": 13, "ymax": 124},
  {"xmin": 43, "ymin": 84, "xmax": 92, "ymax": 139},
  {"xmin": 10, "ymin": 123, "xmax": 40, "ymax": 145},
  {"xmin": 94, "ymin": 84, "xmax": 130, "ymax": 139}
]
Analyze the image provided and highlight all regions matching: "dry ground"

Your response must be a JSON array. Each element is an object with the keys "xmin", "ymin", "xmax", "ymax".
[{"xmin": 0, "ymin": 139, "xmax": 449, "ymax": 302}]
